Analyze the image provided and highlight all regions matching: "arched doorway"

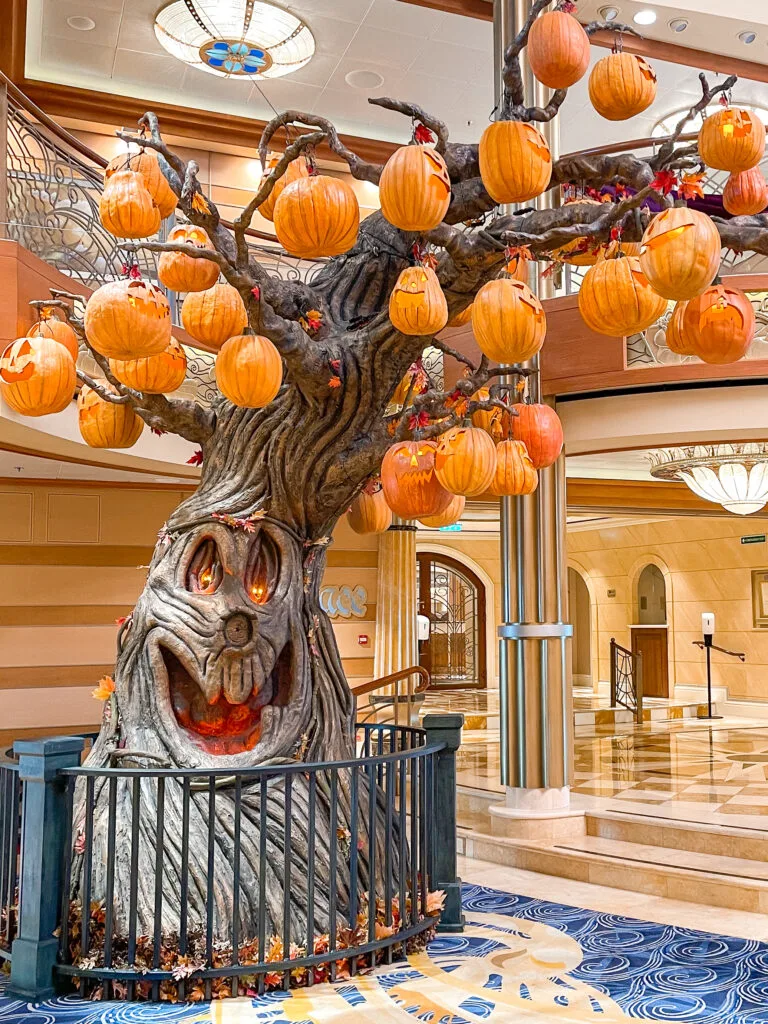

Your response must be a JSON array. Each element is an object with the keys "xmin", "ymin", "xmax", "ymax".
[
  {"xmin": 632, "ymin": 563, "xmax": 669, "ymax": 697},
  {"xmin": 568, "ymin": 566, "xmax": 592, "ymax": 688},
  {"xmin": 416, "ymin": 552, "xmax": 487, "ymax": 689}
]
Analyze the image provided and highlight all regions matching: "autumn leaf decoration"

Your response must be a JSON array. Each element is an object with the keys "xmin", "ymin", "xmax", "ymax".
[
  {"xmin": 121, "ymin": 262, "xmax": 142, "ymax": 280},
  {"xmin": 413, "ymin": 122, "xmax": 435, "ymax": 145},
  {"xmin": 328, "ymin": 356, "xmax": 342, "ymax": 390},
  {"xmin": 299, "ymin": 308, "xmax": 324, "ymax": 333},
  {"xmin": 187, "ymin": 449, "xmax": 204, "ymax": 466},
  {"xmin": 558, "ymin": 0, "xmax": 577, "ymax": 11},
  {"xmin": 92, "ymin": 675, "xmax": 115, "ymax": 701},
  {"xmin": 211, "ymin": 510, "xmax": 266, "ymax": 533},
  {"xmin": 679, "ymin": 172, "xmax": 706, "ymax": 201},
  {"xmin": 191, "ymin": 191, "xmax": 212, "ymax": 215},
  {"xmin": 651, "ymin": 170, "xmax": 678, "ymax": 196}
]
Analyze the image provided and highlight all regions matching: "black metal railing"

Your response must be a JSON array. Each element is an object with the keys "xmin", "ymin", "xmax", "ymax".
[
  {"xmin": 0, "ymin": 761, "xmax": 21, "ymax": 962},
  {"xmin": 610, "ymin": 638, "xmax": 644, "ymax": 724}
]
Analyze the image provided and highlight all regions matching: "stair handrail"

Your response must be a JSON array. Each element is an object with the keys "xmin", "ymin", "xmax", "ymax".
[
  {"xmin": 610, "ymin": 637, "xmax": 644, "ymax": 725},
  {"xmin": 350, "ymin": 666, "xmax": 430, "ymax": 729}
]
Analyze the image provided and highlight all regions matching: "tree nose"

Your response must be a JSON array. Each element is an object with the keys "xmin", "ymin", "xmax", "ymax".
[{"xmin": 224, "ymin": 612, "xmax": 253, "ymax": 647}]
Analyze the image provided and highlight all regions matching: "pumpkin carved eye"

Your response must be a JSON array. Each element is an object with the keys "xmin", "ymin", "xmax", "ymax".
[
  {"xmin": 245, "ymin": 532, "xmax": 280, "ymax": 605},
  {"xmin": 186, "ymin": 539, "xmax": 223, "ymax": 595}
]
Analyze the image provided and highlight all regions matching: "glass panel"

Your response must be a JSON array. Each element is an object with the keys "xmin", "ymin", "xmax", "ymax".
[{"xmin": 427, "ymin": 560, "xmax": 479, "ymax": 687}]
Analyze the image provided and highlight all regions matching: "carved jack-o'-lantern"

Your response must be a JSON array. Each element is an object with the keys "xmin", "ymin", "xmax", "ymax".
[
  {"xmin": 182, "ymin": 283, "xmax": 248, "ymax": 350},
  {"xmin": 699, "ymin": 108, "xmax": 766, "ymax": 173},
  {"xmin": 723, "ymin": 166, "xmax": 768, "ymax": 216},
  {"xmin": 578, "ymin": 256, "xmax": 667, "ymax": 337},
  {"xmin": 0, "ymin": 336, "xmax": 75, "ymax": 416},
  {"xmin": 77, "ymin": 380, "xmax": 144, "ymax": 448},
  {"xmin": 347, "ymin": 484, "xmax": 393, "ymax": 535},
  {"xmin": 158, "ymin": 225, "xmax": 219, "ymax": 293},
  {"xmin": 99, "ymin": 170, "xmax": 161, "ymax": 239},
  {"xmin": 472, "ymin": 278, "xmax": 546, "ymax": 363},
  {"xmin": 418, "ymin": 493, "xmax": 465, "ymax": 528},
  {"xmin": 389, "ymin": 265, "xmax": 448, "ymax": 335},
  {"xmin": 84, "ymin": 279, "xmax": 171, "ymax": 359},
  {"xmin": 380, "ymin": 144, "xmax": 451, "ymax": 232},
  {"xmin": 681, "ymin": 284, "xmax": 756, "ymax": 364},
  {"xmin": 381, "ymin": 440, "xmax": 453, "ymax": 519},
  {"xmin": 639, "ymin": 207, "xmax": 722, "ymax": 301},
  {"xmin": 109, "ymin": 338, "xmax": 187, "ymax": 394},
  {"xmin": 435, "ymin": 424, "xmax": 496, "ymax": 497},
  {"xmin": 479, "ymin": 121, "xmax": 552, "ymax": 204},
  {"xmin": 588, "ymin": 52, "xmax": 657, "ymax": 121},
  {"xmin": 488, "ymin": 439, "xmax": 538, "ymax": 497},
  {"xmin": 27, "ymin": 312, "xmax": 79, "ymax": 362}
]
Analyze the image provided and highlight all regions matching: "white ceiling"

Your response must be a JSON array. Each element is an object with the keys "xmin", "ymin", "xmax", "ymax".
[
  {"xmin": 0, "ymin": 449, "xmax": 192, "ymax": 484},
  {"xmin": 567, "ymin": 448, "xmax": 660, "ymax": 481}
]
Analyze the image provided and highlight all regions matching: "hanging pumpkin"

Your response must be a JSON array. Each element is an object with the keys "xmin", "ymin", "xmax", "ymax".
[
  {"xmin": 435, "ymin": 424, "xmax": 496, "ymax": 496},
  {"xmin": 447, "ymin": 304, "xmax": 473, "ymax": 328},
  {"xmin": 389, "ymin": 265, "xmax": 448, "ymax": 335},
  {"xmin": 390, "ymin": 361, "xmax": 428, "ymax": 409},
  {"xmin": 639, "ymin": 207, "xmax": 721, "ymax": 301},
  {"xmin": 85, "ymin": 279, "xmax": 171, "ymax": 359},
  {"xmin": 380, "ymin": 144, "xmax": 451, "ymax": 231},
  {"xmin": 470, "ymin": 386, "xmax": 511, "ymax": 441},
  {"xmin": 665, "ymin": 300, "xmax": 696, "ymax": 356},
  {"xmin": 27, "ymin": 314, "xmax": 79, "ymax": 362},
  {"xmin": 699, "ymin": 108, "xmax": 766, "ymax": 173},
  {"xmin": 181, "ymin": 283, "xmax": 248, "ymax": 350},
  {"xmin": 418, "ymin": 493, "xmax": 466, "ymax": 528},
  {"xmin": 511, "ymin": 403, "xmax": 563, "ymax": 469},
  {"xmin": 578, "ymin": 256, "xmax": 667, "ymax": 337},
  {"xmin": 77, "ymin": 381, "xmax": 144, "ymax": 448},
  {"xmin": 472, "ymin": 278, "xmax": 546, "ymax": 363},
  {"xmin": 478, "ymin": 121, "xmax": 552, "ymax": 204},
  {"xmin": 0, "ymin": 336, "xmax": 75, "ymax": 416},
  {"xmin": 600, "ymin": 239, "xmax": 643, "ymax": 260},
  {"xmin": 158, "ymin": 224, "xmax": 219, "ymax": 292},
  {"xmin": 505, "ymin": 249, "xmax": 532, "ymax": 282},
  {"xmin": 347, "ymin": 485, "xmax": 393, "ymax": 535},
  {"xmin": 215, "ymin": 333, "xmax": 283, "ymax": 407},
  {"xmin": 106, "ymin": 149, "xmax": 177, "ymax": 219},
  {"xmin": 488, "ymin": 439, "xmax": 538, "ymax": 497},
  {"xmin": 723, "ymin": 166, "xmax": 768, "ymax": 216},
  {"xmin": 588, "ymin": 52, "xmax": 657, "ymax": 121},
  {"xmin": 258, "ymin": 153, "xmax": 310, "ymax": 222},
  {"xmin": 109, "ymin": 338, "xmax": 187, "ymax": 394},
  {"xmin": 681, "ymin": 284, "xmax": 756, "ymax": 364},
  {"xmin": 273, "ymin": 174, "xmax": 359, "ymax": 258},
  {"xmin": 528, "ymin": 10, "xmax": 590, "ymax": 90},
  {"xmin": 381, "ymin": 440, "xmax": 453, "ymax": 519},
  {"xmin": 99, "ymin": 170, "xmax": 160, "ymax": 239}
]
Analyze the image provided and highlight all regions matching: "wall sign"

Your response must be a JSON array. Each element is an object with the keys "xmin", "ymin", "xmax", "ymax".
[
  {"xmin": 320, "ymin": 584, "xmax": 368, "ymax": 619},
  {"xmin": 742, "ymin": 535, "xmax": 766, "ymax": 545}
]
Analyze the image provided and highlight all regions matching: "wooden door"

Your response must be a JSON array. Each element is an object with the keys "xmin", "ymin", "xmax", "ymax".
[
  {"xmin": 417, "ymin": 552, "xmax": 486, "ymax": 689},
  {"xmin": 631, "ymin": 627, "xmax": 669, "ymax": 698}
]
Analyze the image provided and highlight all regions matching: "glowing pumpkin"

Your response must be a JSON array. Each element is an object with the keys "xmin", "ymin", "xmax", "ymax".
[
  {"xmin": 380, "ymin": 144, "xmax": 451, "ymax": 231},
  {"xmin": 578, "ymin": 256, "xmax": 667, "ymax": 337},
  {"xmin": 348, "ymin": 485, "xmax": 393, "ymax": 535},
  {"xmin": 472, "ymin": 278, "xmax": 546, "ymax": 363},
  {"xmin": 106, "ymin": 149, "xmax": 177, "ymax": 219},
  {"xmin": 528, "ymin": 9, "xmax": 590, "ymax": 89},
  {"xmin": 479, "ymin": 121, "xmax": 552, "ymax": 204},
  {"xmin": 470, "ymin": 386, "xmax": 510, "ymax": 441},
  {"xmin": 158, "ymin": 225, "xmax": 219, "ymax": 293},
  {"xmin": 665, "ymin": 301, "xmax": 695, "ymax": 356},
  {"xmin": 639, "ymin": 207, "xmax": 721, "ymax": 301},
  {"xmin": 699, "ymin": 108, "xmax": 765, "ymax": 173},
  {"xmin": 418, "ymin": 493, "xmax": 465, "ymax": 528},
  {"xmin": 85, "ymin": 279, "xmax": 171, "ymax": 359},
  {"xmin": 181, "ymin": 283, "xmax": 248, "ymax": 350},
  {"xmin": 273, "ymin": 175, "xmax": 359, "ymax": 258},
  {"xmin": 681, "ymin": 284, "xmax": 755, "ymax": 364},
  {"xmin": 0, "ymin": 336, "xmax": 75, "ymax": 416},
  {"xmin": 389, "ymin": 265, "xmax": 448, "ymax": 335},
  {"xmin": 77, "ymin": 380, "xmax": 144, "ymax": 448},
  {"xmin": 723, "ymin": 167, "xmax": 768, "ymax": 216},
  {"xmin": 109, "ymin": 338, "xmax": 187, "ymax": 394},
  {"xmin": 99, "ymin": 170, "xmax": 160, "ymax": 239},
  {"xmin": 511, "ymin": 403, "xmax": 563, "ymax": 469},
  {"xmin": 215, "ymin": 334, "xmax": 283, "ymax": 407},
  {"xmin": 258, "ymin": 153, "xmax": 310, "ymax": 222},
  {"xmin": 381, "ymin": 440, "xmax": 453, "ymax": 520},
  {"xmin": 488, "ymin": 439, "xmax": 538, "ymax": 496},
  {"xmin": 27, "ymin": 314, "xmax": 79, "ymax": 362},
  {"xmin": 435, "ymin": 424, "xmax": 496, "ymax": 497},
  {"xmin": 588, "ymin": 52, "xmax": 657, "ymax": 121}
]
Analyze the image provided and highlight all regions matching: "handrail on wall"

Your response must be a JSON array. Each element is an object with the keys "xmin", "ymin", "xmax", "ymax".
[{"xmin": 350, "ymin": 666, "xmax": 431, "ymax": 730}]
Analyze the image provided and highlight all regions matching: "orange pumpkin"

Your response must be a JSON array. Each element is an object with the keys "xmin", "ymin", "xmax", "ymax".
[
  {"xmin": 528, "ymin": 10, "xmax": 590, "ymax": 90},
  {"xmin": 600, "ymin": 239, "xmax": 643, "ymax": 260},
  {"xmin": 472, "ymin": 278, "xmax": 546, "ymax": 363},
  {"xmin": 681, "ymin": 284, "xmax": 756, "ymax": 364},
  {"xmin": 99, "ymin": 170, "xmax": 160, "ymax": 239},
  {"xmin": 488, "ymin": 439, "xmax": 538, "ymax": 496},
  {"xmin": 380, "ymin": 144, "xmax": 451, "ymax": 232},
  {"xmin": 85, "ymin": 279, "xmax": 171, "ymax": 359},
  {"xmin": 347, "ymin": 486, "xmax": 393, "ymax": 535},
  {"xmin": 381, "ymin": 440, "xmax": 453, "ymax": 520},
  {"xmin": 418, "ymin": 493, "xmax": 465, "ymax": 528},
  {"xmin": 27, "ymin": 315, "xmax": 79, "ymax": 362},
  {"xmin": 665, "ymin": 300, "xmax": 695, "ymax": 356},
  {"xmin": 273, "ymin": 175, "xmax": 359, "ymax": 258},
  {"xmin": 109, "ymin": 338, "xmax": 187, "ymax": 394},
  {"xmin": 478, "ymin": 121, "xmax": 552, "ymax": 204},
  {"xmin": 181, "ymin": 283, "xmax": 248, "ymax": 350},
  {"xmin": 158, "ymin": 225, "xmax": 219, "ymax": 293},
  {"xmin": 435, "ymin": 424, "xmax": 496, "ymax": 496},
  {"xmin": 258, "ymin": 153, "xmax": 310, "ymax": 222},
  {"xmin": 639, "ymin": 207, "xmax": 721, "ymax": 301},
  {"xmin": 106, "ymin": 149, "xmax": 177, "ymax": 219},
  {"xmin": 511, "ymin": 403, "xmax": 563, "ymax": 469},
  {"xmin": 215, "ymin": 334, "xmax": 283, "ymax": 407},
  {"xmin": 470, "ymin": 386, "xmax": 510, "ymax": 441},
  {"xmin": 0, "ymin": 336, "xmax": 75, "ymax": 416},
  {"xmin": 588, "ymin": 52, "xmax": 657, "ymax": 121},
  {"xmin": 723, "ymin": 166, "xmax": 768, "ymax": 216},
  {"xmin": 389, "ymin": 265, "xmax": 448, "ymax": 335},
  {"xmin": 505, "ymin": 252, "xmax": 531, "ymax": 283},
  {"xmin": 578, "ymin": 256, "xmax": 667, "ymax": 337},
  {"xmin": 447, "ymin": 304, "xmax": 473, "ymax": 328},
  {"xmin": 699, "ymin": 108, "xmax": 766, "ymax": 173},
  {"xmin": 77, "ymin": 381, "xmax": 144, "ymax": 448}
]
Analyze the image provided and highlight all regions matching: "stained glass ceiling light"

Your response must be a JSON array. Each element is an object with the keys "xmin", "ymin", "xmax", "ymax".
[
  {"xmin": 650, "ymin": 444, "xmax": 768, "ymax": 515},
  {"xmin": 154, "ymin": 0, "xmax": 315, "ymax": 79}
]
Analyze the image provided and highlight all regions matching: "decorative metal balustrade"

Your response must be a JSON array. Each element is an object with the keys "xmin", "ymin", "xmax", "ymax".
[
  {"xmin": 0, "ymin": 761, "xmax": 21, "ymax": 962},
  {"xmin": 610, "ymin": 638, "xmax": 643, "ymax": 725}
]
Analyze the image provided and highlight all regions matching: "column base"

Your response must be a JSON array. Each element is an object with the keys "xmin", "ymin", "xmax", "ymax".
[
  {"xmin": 436, "ymin": 879, "xmax": 465, "ymax": 932},
  {"xmin": 489, "ymin": 787, "xmax": 585, "ymax": 842}
]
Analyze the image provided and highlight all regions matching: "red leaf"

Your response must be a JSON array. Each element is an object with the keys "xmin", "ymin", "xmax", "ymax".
[
  {"xmin": 187, "ymin": 449, "xmax": 204, "ymax": 466},
  {"xmin": 250, "ymin": 285, "xmax": 261, "ymax": 300},
  {"xmin": 610, "ymin": 225, "xmax": 620, "ymax": 241},
  {"xmin": 413, "ymin": 123, "xmax": 435, "ymax": 145},
  {"xmin": 559, "ymin": 0, "xmax": 577, "ymax": 11},
  {"xmin": 651, "ymin": 170, "xmax": 678, "ymax": 196},
  {"xmin": 719, "ymin": 93, "xmax": 729, "ymax": 107},
  {"xmin": 330, "ymin": 359, "xmax": 341, "ymax": 371},
  {"xmin": 150, "ymin": 426, "xmax": 166, "ymax": 437}
]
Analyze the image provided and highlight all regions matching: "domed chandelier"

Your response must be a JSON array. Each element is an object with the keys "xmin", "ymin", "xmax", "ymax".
[
  {"xmin": 650, "ymin": 444, "xmax": 768, "ymax": 515},
  {"xmin": 154, "ymin": 0, "xmax": 315, "ymax": 79}
]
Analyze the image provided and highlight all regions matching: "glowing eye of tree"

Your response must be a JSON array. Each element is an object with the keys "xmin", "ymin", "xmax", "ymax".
[
  {"xmin": 246, "ymin": 533, "xmax": 280, "ymax": 605},
  {"xmin": 186, "ymin": 539, "xmax": 223, "ymax": 595}
]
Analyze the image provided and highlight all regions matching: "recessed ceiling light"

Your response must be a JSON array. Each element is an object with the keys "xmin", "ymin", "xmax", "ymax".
[
  {"xmin": 345, "ymin": 69, "xmax": 384, "ymax": 90},
  {"xmin": 738, "ymin": 30, "xmax": 757, "ymax": 43},
  {"xmin": 633, "ymin": 9, "xmax": 657, "ymax": 25},
  {"xmin": 668, "ymin": 18, "xmax": 688, "ymax": 32},
  {"xmin": 67, "ymin": 15, "xmax": 96, "ymax": 30},
  {"xmin": 599, "ymin": 5, "xmax": 620, "ymax": 19}
]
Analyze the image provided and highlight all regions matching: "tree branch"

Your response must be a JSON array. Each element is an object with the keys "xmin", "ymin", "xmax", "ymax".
[
  {"xmin": 258, "ymin": 112, "xmax": 382, "ymax": 184},
  {"xmin": 76, "ymin": 369, "xmax": 132, "ymax": 404},
  {"xmin": 651, "ymin": 72, "xmax": 737, "ymax": 171},
  {"xmin": 367, "ymin": 98, "xmax": 449, "ymax": 154}
]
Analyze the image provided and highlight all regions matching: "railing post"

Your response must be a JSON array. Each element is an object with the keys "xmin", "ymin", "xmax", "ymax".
[
  {"xmin": 422, "ymin": 712, "xmax": 464, "ymax": 933},
  {"xmin": 610, "ymin": 638, "xmax": 616, "ymax": 707},
  {"xmin": 9, "ymin": 736, "xmax": 84, "ymax": 1001},
  {"xmin": 635, "ymin": 651, "xmax": 644, "ymax": 725},
  {"xmin": 0, "ymin": 80, "xmax": 8, "ymax": 239}
]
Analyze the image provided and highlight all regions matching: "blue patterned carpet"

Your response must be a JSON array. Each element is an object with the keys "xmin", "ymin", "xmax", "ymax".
[{"xmin": 2, "ymin": 883, "xmax": 768, "ymax": 1022}]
